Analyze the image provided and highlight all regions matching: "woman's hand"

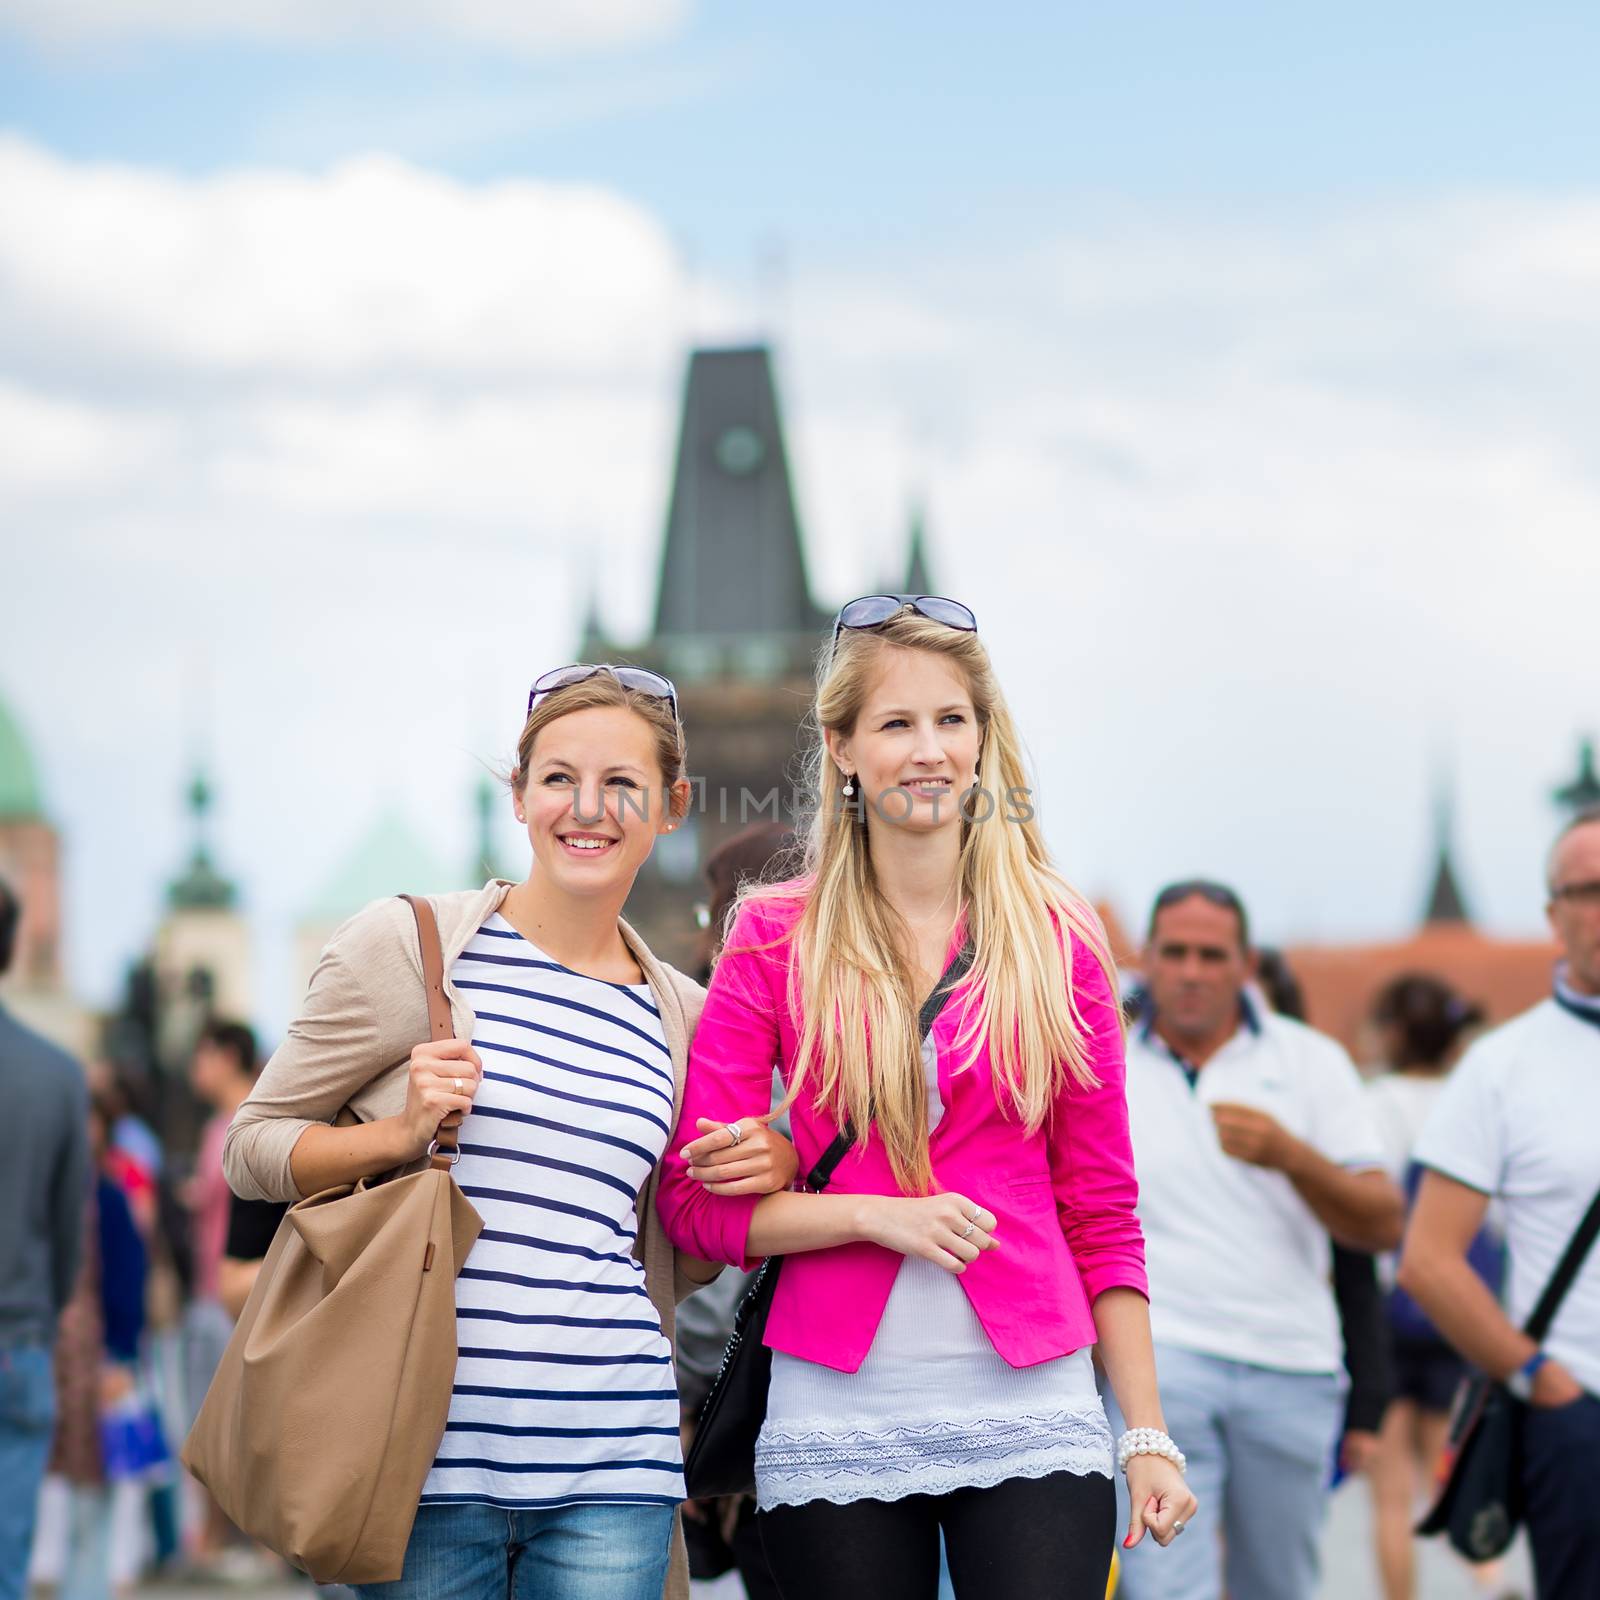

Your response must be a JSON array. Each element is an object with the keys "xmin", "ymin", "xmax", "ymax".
[
  {"xmin": 682, "ymin": 1116, "xmax": 798, "ymax": 1196},
  {"xmin": 1123, "ymin": 1455, "xmax": 1198, "ymax": 1550},
  {"xmin": 397, "ymin": 1038, "xmax": 483, "ymax": 1158},
  {"xmin": 860, "ymin": 1193, "xmax": 998, "ymax": 1273}
]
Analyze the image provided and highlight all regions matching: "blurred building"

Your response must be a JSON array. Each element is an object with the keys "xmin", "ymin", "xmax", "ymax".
[
  {"xmin": 585, "ymin": 343, "xmax": 928, "ymax": 968},
  {"xmin": 292, "ymin": 809, "xmax": 457, "ymax": 1001},
  {"xmin": 1284, "ymin": 814, "xmax": 1555, "ymax": 1061},
  {"xmin": 153, "ymin": 767, "xmax": 252, "ymax": 1037},
  {"xmin": 1286, "ymin": 745, "xmax": 1597, "ymax": 1056},
  {"xmin": 0, "ymin": 688, "xmax": 93, "ymax": 1053}
]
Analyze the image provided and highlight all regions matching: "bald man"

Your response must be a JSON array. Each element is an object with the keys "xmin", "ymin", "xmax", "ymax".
[{"xmin": 1400, "ymin": 805, "xmax": 1600, "ymax": 1597}]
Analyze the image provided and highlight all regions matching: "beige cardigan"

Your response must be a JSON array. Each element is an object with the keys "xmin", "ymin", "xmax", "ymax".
[{"xmin": 223, "ymin": 880, "xmax": 710, "ymax": 1600}]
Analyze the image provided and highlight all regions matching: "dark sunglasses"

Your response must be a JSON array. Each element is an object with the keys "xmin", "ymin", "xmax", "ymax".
[
  {"xmin": 1552, "ymin": 879, "xmax": 1600, "ymax": 907},
  {"xmin": 830, "ymin": 593, "xmax": 978, "ymax": 657},
  {"xmin": 526, "ymin": 664, "xmax": 680, "ymax": 725}
]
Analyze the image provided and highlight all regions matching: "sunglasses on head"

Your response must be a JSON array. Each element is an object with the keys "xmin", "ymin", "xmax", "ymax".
[
  {"xmin": 525, "ymin": 664, "xmax": 680, "ymax": 725},
  {"xmin": 830, "ymin": 593, "xmax": 978, "ymax": 657}
]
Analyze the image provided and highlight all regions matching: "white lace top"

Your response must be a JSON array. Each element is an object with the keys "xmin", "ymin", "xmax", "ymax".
[{"xmin": 753, "ymin": 1036, "xmax": 1114, "ymax": 1511}]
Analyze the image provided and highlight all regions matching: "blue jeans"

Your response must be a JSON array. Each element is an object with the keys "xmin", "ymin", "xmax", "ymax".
[
  {"xmin": 1104, "ymin": 1343, "xmax": 1345, "ymax": 1600},
  {"xmin": 0, "ymin": 1344, "xmax": 56, "ymax": 1600},
  {"xmin": 352, "ymin": 1501, "xmax": 676, "ymax": 1600},
  {"xmin": 1522, "ymin": 1392, "xmax": 1600, "ymax": 1599}
]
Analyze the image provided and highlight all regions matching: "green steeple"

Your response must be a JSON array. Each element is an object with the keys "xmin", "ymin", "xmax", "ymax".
[
  {"xmin": 0, "ymin": 693, "xmax": 44, "ymax": 821},
  {"xmin": 1554, "ymin": 737, "xmax": 1600, "ymax": 814},
  {"xmin": 168, "ymin": 767, "xmax": 238, "ymax": 910},
  {"xmin": 472, "ymin": 775, "xmax": 512, "ymax": 884}
]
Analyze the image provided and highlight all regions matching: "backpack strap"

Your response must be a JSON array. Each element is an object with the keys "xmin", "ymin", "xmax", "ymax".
[{"xmin": 1525, "ymin": 1180, "xmax": 1600, "ymax": 1341}]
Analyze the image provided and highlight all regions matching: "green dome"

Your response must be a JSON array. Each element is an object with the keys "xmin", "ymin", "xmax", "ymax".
[
  {"xmin": 307, "ymin": 811, "xmax": 458, "ymax": 923},
  {"xmin": 0, "ymin": 694, "xmax": 43, "ymax": 821}
]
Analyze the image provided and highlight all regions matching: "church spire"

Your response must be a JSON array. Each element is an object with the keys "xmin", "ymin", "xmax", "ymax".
[
  {"xmin": 1554, "ymin": 736, "xmax": 1600, "ymax": 815},
  {"xmin": 472, "ymin": 774, "xmax": 509, "ymax": 885},
  {"xmin": 167, "ymin": 766, "xmax": 237, "ymax": 911},
  {"xmin": 650, "ymin": 346, "xmax": 825, "ymax": 646},
  {"xmin": 578, "ymin": 575, "xmax": 607, "ymax": 661},
  {"xmin": 902, "ymin": 500, "xmax": 934, "ymax": 594},
  {"xmin": 1422, "ymin": 775, "xmax": 1470, "ymax": 926}
]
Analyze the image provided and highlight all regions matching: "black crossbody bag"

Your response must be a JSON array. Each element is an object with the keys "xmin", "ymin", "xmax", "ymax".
[
  {"xmin": 1416, "ymin": 1178, "xmax": 1600, "ymax": 1561},
  {"xmin": 684, "ymin": 939, "xmax": 976, "ymax": 1500}
]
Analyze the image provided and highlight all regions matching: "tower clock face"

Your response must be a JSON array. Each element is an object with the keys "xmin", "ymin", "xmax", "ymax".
[{"xmin": 714, "ymin": 425, "xmax": 766, "ymax": 476}]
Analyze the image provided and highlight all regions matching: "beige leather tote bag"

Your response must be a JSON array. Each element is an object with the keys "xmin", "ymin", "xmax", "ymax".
[{"xmin": 182, "ymin": 895, "xmax": 483, "ymax": 1584}]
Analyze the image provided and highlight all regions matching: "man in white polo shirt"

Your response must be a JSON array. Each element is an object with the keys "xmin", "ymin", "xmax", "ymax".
[
  {"xmin": 1110, "ymin": 880, "xmax": 1403, "ymax": 1600},
  {"xmin": 1400, "ymin": 805, "xmax": 1600, "ymax": 1598}
]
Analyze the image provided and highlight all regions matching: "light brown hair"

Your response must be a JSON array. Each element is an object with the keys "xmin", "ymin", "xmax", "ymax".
[{"xmin": 510, "ymin": 671, "xmax": 688, "ymax": 817}]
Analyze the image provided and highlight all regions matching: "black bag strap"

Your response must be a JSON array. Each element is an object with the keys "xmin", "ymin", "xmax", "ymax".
[
  {"xmin": 802, "ymin": 939, "xmax": 976, "ymax": 1193},
  {"xmin": 1525, "ymin": 1179, "xmax": 1600, "ymax": 1341}
]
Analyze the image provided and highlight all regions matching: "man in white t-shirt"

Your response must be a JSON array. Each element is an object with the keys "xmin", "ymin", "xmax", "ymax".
[
  {"xmin": 1401, "ymin": 805, "xmax": 1600, "ymax": 1598},
  {"xmin": 1110, "ymin": 880, "xmax": 1403, "ymax": 1600}
]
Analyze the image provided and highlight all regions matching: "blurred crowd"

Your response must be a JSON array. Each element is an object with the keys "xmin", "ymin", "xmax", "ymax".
[{"xmin": 3, "ymin": 798, "xmax": 1597, "ymax": 1600}]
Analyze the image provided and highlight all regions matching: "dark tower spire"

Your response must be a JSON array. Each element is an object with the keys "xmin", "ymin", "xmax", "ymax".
[
  {"xmin": 168, "ymin": 767, "xmax": 237, "ymax": 911},
  {"xmin": 902, "ymin": 501, "xmax": 934, "ymax": 594},
  {"xmin": 1422, "ymin": 777, "xmax": 1470, "ymax": 926},
  {"xmin": 650, "ymin": 347, "xmax": 825, "ymax": 646},
  {"xmin": 578, "ymin": 576, "xmax": 607, "ymax": 662}
]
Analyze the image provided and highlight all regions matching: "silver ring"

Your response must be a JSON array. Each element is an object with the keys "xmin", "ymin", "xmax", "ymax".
[
  {"xmin": 960, "ymin": 1219, "xmax": 977, "ymax": 1240},
  {"xmin": 1173, "ymin": 1520, "xmax": 1186, "ymax": 1536},
  {"xmin": 725, "ymin": 1122, "xmax": 744, "ymax": 1147}
]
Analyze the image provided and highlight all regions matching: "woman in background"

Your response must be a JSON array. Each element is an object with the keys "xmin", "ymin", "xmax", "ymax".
[{"xmin": 1363, "ymin": 975, "xmax": 1505, "ymax": 1600}]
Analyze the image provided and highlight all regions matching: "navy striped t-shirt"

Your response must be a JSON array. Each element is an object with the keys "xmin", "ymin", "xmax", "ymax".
[{"xmin": 419, "ymin": 914, "xmax": 685, "ymax": 1510}]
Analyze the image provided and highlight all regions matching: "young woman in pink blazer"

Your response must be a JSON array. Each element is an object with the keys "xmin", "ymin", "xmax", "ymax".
[{"xmin": 657, "ymin": 598, "xmax": 1198, "ymax": 1599}]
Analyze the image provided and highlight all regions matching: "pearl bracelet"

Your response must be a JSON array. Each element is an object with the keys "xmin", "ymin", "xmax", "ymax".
[{"xmin": 1116, "ymin": 1427, "xmax": 1187, "ymax": 1476}]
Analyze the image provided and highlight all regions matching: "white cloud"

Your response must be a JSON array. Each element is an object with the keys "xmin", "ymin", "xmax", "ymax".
[
  {"xmin": 0, "ymin": 137, "xmax": 692, "ymax": 381},
  {"xmin": 0, "ymin": 0, "xmax": 688, "ymax": 56},
  {"xmin": 0, "ymin": 380, "xmax": 176, "ymax": 497}
]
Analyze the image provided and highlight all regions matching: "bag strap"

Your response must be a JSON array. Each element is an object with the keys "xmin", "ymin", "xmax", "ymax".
[
  {"xmin": 804, "ymin": 938, "xmax": 977, "ymax": 1193},
  {"xmin": 1525, "ymin": 1179, "xmax": 1600, "ymax": 1341},
  {"xmin": 399, "ymin": 894, "xmax": 458, "ymax": 1172}
]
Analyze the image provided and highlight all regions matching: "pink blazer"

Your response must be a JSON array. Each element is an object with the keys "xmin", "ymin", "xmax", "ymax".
[{"xmin": 654, "ymin": 890, "xmax": 1147, "ymax": 1373}]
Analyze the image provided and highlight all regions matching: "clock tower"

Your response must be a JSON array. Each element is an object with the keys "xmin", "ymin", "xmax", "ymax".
[{"xmin": 585, "ymin": 345, "xmax": 829, "ymax": 970}]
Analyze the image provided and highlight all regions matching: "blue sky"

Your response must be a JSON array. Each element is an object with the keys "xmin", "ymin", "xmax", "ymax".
[
  {"xmin": 7, "ymin": 2, "xmax": 1599, "ymax": 263},
  {"xmin": 3, "ymin": 0, "xmax": 1599, "ymax": 1028}
]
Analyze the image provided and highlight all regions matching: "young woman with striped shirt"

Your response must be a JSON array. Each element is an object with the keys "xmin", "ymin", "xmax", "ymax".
[{"xmin": 224, "ymin": 666, "xmax": 798, "ymax": 1600}]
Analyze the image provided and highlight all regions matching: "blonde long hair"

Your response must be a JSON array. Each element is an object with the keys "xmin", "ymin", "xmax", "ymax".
[{"xmin": 741, "ymin": 613, "xmax": 1117, "ymax": 1194}]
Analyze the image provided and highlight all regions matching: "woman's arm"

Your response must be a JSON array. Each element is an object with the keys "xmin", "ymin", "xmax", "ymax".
[
  {"xmin": 287, "ymin": 1038, "xmax": 482, "ymax": 1196},
  {"xmin": 1094, "ymin": 1288, "xmax": 1197, "ymax": 1548},
  {"xmin": 744, "ymin": 1189, "xmax": 997, "ymax": 1270},
  {"xmin": 655, "ymin": 905, "xmax": 791, "ymax": 1265},
  {"xmin": 224, "ymin": 903, "xmax": 470, "ymax": 1203},
  {"xmin": 1053, "ymin": 932, "xmax": 1195, "ymax": 1546},
  {"xmin": 1050, "ymin": 934, "xmax": 1148, "ymax": 1304}
]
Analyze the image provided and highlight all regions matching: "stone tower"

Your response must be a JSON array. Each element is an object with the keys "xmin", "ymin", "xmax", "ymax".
[
  {"xmin": 586, "ymin": 345, "xmax": 830, "ymax": 970},
  {"xmin": 153, "ymin": 766, "xmax": 253, "ymax": 1039},
  {"xmin": 0, "ymin": 690, "xmax": 63, "ymax": 993}
]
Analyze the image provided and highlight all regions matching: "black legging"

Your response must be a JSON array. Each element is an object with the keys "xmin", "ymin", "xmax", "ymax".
[{"xmin": 757, "ymin": 1470, "xmax": 1115, "ymax": 1600}]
